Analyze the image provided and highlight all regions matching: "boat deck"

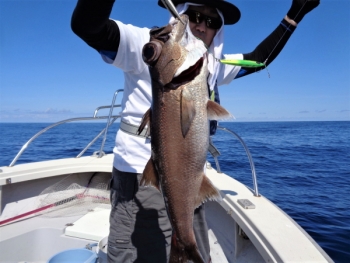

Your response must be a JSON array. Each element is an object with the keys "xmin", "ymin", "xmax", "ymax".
[{"xmin": 0, "ymin": 201, "xmax": 255, "ymax": 263}]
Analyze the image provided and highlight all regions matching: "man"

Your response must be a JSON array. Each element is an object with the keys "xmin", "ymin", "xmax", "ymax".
[{"xmin": 71, "ymin": 0, "xmax": 319, "ymax": 262}]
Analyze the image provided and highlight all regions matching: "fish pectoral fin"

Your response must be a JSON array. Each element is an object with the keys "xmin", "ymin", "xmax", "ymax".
[
  {"xmin": 195, "ymin": 175, "xmax": 222, "ymax": 207},
  {"xmin": 137, "ymin": 108, "xmax": 151, "ymax": 136},
  {"xmin": 140, "ymin": 158, "xmax": 160, "ymax": 190},
  {"xmin": 207, "ymin": 100, "xmax": 234, "ymax": 120},
  {"xmin": 181, "ymin": 87, "xmax": 196, "ymax": 138}
]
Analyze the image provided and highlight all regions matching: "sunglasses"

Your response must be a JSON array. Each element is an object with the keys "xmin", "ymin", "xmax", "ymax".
[{"xmin": 184, "ymin": 10, "xmax": 222, "ymax": 30}]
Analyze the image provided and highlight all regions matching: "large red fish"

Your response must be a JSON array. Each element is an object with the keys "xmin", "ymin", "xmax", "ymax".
[{"xmin": 139, "ymin": 14, "xmax": 231, "ymax": 263}]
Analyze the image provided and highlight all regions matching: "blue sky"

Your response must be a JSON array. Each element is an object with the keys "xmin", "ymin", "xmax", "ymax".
[{"xmin": 0, "ymin": 0, "xmax": 349, "ymax": 122}]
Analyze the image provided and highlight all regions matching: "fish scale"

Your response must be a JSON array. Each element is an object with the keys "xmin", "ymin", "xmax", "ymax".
[{"xmin": 153, "ymin": 82, "xmax": 209, "ymax": 262}]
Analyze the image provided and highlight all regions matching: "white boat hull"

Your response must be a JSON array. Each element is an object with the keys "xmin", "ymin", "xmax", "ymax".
[{"xmin": 0, "ymin": 154, "xmax": 333, "ymax": 262}]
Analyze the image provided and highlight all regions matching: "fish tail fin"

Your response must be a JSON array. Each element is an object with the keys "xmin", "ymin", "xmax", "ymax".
[
  {"xmin": 169, "ymin": 232, "xmax": 205, "ymax": 263},
  {"xmin": 195, "ymin": 175, "xmax": 222, "ymax": 207},
  {"xmin": 186, "ymin": 245, "xmax": 205, "ymax": 263}
]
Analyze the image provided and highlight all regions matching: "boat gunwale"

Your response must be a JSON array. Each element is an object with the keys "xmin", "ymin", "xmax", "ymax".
[{"xmin": 205, "ymin": 167, "xmax": 334, "ymax": 263}]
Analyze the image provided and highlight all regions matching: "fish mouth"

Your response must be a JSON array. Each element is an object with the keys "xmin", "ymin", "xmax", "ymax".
[
  {"xmin": 168, "ymin": 57, "xmax": 204, "ymax": 89},
  {"xmin": 143, "ymin": 15, "xmax": 207, "ymax": 89}
]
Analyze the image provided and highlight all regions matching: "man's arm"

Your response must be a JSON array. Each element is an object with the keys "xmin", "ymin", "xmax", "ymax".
[
  {"xmin": 71, "ymin": 0, "xmax": 120, "ymax": 53},
  {"xmin": 237, "ymin": 0, "xmax": 319, "ymax": 78}
]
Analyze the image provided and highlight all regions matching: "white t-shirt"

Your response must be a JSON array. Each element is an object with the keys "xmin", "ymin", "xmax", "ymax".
[{"xmin": 104, "ymin": 20, "xmax": 242, "ymax": 173}]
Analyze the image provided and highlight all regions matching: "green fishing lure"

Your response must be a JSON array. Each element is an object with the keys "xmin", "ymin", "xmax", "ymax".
[{"xmin": 220, "ymin": 59, "xmax": 265, "ymax": 68}]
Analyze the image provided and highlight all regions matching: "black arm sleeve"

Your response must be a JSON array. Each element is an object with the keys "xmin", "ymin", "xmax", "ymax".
[
  {"xmin": 71, "ymin": 0, "xmax": 120, "ymax": 52},
  {"xmin": 237, "ymin": 19, "xmax": 296, "ymax": 78}
]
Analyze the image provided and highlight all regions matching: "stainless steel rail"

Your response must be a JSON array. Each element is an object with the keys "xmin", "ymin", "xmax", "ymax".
[
  {"xmin": 8, "ymin": 88, "xmax": 259, "ymax": 198},
  {"xmin": 217, "ymin": 126, "xmax": 260, "ymax": 197},
  {"xmin": 9, "ymin": 90, "xmax": 124, "ymax": 167},
  {"xmin": 98, "ymin": 89, "xmax": 124, "ymax": 158},
  {"xmin": 93, "ymin": 105, "xmax": 121, "ymax": 118},
  {"xmin": 76, "ymin": 117, "xmax": 119, "ymax": 158}
]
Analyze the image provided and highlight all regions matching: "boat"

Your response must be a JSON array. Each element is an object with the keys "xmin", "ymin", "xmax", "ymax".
[{"xmin": 0, "ymin": 90, "xmax": 334, "ymax": 263}]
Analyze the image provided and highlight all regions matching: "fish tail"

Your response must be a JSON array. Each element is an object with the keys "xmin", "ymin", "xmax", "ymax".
[
  {"xmin": 169, "ymin": 232, "xmax": 205, "ymax": 263},
  {"xmin": 186, "ymin": 245, "xmax": 205, "ymax": 263}
]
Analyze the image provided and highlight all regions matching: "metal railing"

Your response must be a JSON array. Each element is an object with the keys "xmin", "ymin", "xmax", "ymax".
[
  {"xmin": 9, "ymin": 90, "xmax": 124, "ymax": 167},
  {"xmin": 8, "ymin": 89, "xmax": 259, "ymax": 197},
  {"xmin": 212, "ymin": 126, "xmax": 259, "ymax": 197},
  {"xmin": 98, "ymin": 89, "xmax": 124, "ymax": 158}
]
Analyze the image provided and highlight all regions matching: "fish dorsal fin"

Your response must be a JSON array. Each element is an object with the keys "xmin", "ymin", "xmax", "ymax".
[
  {"xmin": 140, "ymin": 158, "xmax": 160, "ymax": 190},
  {"xmin": 137, "ymin": 108, "xmax": 151, "ymax": 136},
  {"xmin": 207, "ymin": 100, "xmax": 233, "ymax": 120},
  {"xmin": 195, "ymin": 175, "xmax": 222, "ymax": 208},
  {"xmin": 181, "ymin": 87, "xmax": 196, "ymax": 138}
]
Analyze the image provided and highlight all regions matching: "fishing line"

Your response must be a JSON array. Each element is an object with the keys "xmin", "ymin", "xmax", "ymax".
[
  {"xmin": 263, "ymin": 1, "xmax": 308, "ymax": 65},
  {"xmin": 195, "ymin": 1, "xmax": 308, "ymax": 78},
  {"xmin": 197, "ymin": 37, "xmax": 265, "ymax": 68}
]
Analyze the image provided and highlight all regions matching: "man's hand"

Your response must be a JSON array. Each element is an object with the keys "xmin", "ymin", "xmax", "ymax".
[{"xmin": 287, "ymin": 0, "xmax": 320, "ymax": 24}]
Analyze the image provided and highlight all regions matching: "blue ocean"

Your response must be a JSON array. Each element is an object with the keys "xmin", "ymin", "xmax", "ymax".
[{"xmin": 0, "ymin": 121, "xmax": 349, "ymax": 262}]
